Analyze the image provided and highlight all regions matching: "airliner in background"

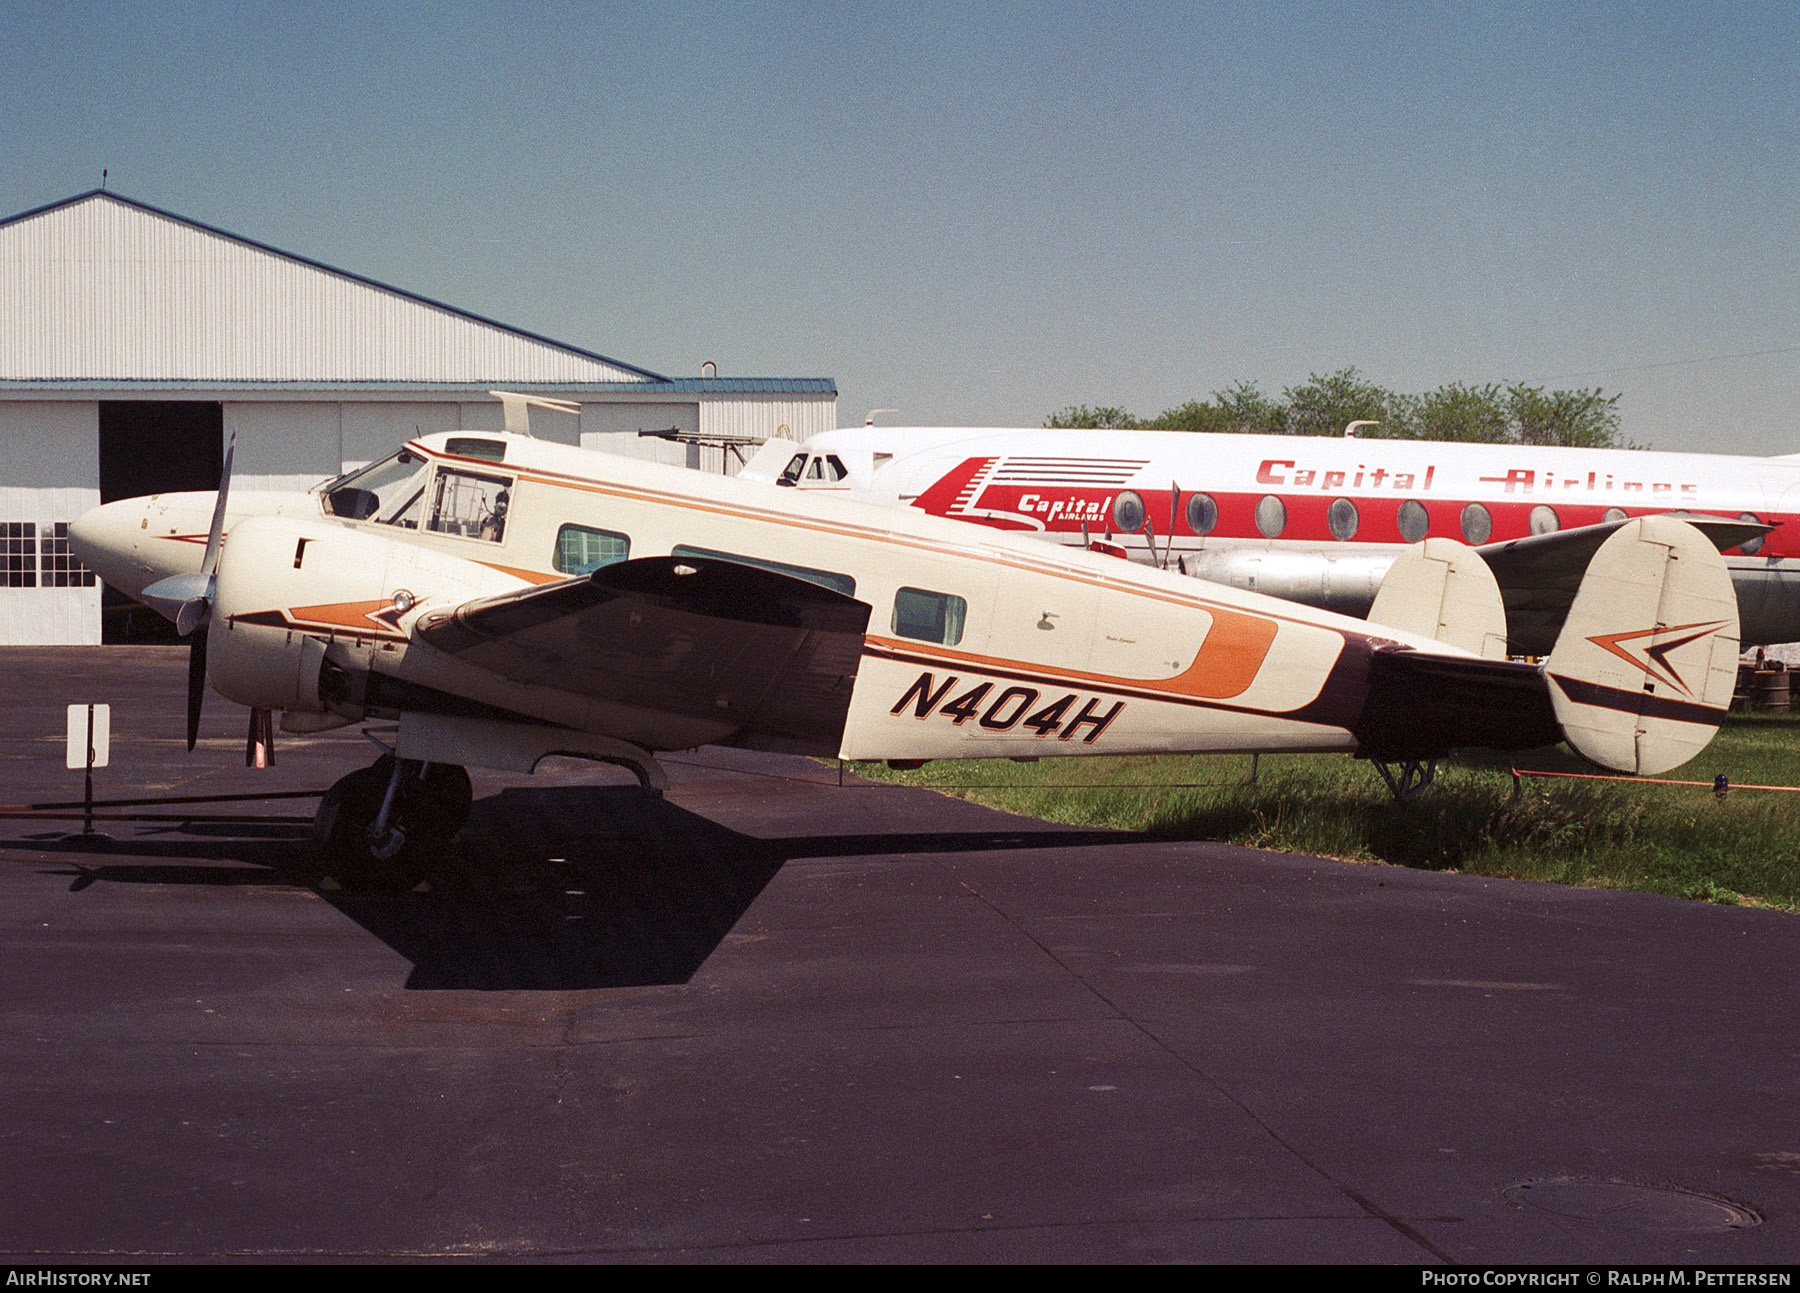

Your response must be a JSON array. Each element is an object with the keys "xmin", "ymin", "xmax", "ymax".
[{"xmin": 742, "ymin": 425, "xmax": 1800, "ymax": 652}]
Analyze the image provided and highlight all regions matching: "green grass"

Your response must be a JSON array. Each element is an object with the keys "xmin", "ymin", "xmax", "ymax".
[{"xmin": 851, "ymin": 711, "xmax": 1800, "ymax": 910}]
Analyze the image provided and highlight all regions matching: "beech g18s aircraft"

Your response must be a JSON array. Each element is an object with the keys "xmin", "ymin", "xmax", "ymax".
[
  {"xmin": 70, "ymin": 400, "xmax": 1738, "ymax": 892},
  {"xmin": 743, "ymin": 425, "xmax": 1795, "ymax": 654}
]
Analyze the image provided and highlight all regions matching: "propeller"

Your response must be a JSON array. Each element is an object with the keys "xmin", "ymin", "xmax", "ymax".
[{"xmin": 142, "ymin": 433, "xmax": 234, "ymax": 750}]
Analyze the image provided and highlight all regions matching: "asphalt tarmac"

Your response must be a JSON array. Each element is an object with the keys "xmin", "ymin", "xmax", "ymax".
[{"xmin": 1, "ymin": 647, "xmax": 1797, "ymax": 1264}]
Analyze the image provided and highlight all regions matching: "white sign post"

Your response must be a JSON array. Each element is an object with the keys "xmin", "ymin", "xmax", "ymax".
[{"xmin": 65, "ymin": 704, "xmax": 110, "ymax": 838}]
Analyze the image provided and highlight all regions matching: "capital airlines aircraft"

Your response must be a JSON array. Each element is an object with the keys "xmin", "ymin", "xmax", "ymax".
[
  {"xmin": 69, "ymin": 398, "xmax": 1737, "ymax": 893},
  {"xmin": 742, "ymin": 426, "xmax": 1794, "ymax": 654}
]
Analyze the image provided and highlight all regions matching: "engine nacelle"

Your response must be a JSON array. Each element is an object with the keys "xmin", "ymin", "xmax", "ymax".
[
  {"xmin": 1179, "ymin": 547, "xmax": 1397, "ymax": 618},
  {"xmin": 206, "ymin": 516, "xmax": 527, "ymax": 715}
]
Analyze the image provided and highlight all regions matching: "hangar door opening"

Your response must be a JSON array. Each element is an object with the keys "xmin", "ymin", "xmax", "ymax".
[{"xmin": 98, "ymin": 401, "xmax": 224, "ymax": 643}]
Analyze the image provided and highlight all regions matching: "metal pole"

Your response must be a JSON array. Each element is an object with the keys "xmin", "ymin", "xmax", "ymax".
[{"xmin": 83, "ymin": 704, "xmax": 95, "ymax": 836}]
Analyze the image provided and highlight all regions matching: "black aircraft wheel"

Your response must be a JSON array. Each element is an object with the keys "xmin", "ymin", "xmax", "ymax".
[
  {"xmin": 312, "ymin": 757, "xmax": 431, "ymax": 895},
  {"xmin": 417, "ymin": 763, "xmax": 473, "ymax": 838}
]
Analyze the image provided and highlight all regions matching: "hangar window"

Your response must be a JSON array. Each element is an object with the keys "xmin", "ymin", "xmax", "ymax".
[
  {"xmin": 427, "ymin": 468, "xmax": 514, "ymax": 542},
  {"xmin": 1185, "ymin": 493, "xmax": 1218, "ymax": 536},
  {"xmin": 671, "ymin": 545, "xmax": 856, "ymax": 596},
  {"xmin": 1, "ymin": 522, "xmax": 36, "ymax": 587},
  {"xmin": 554, "ymin": 525, "xmax": 630, "ymax": 575},
  {"xmin": 1112, "ymin": 491, "xmax": 1146, "ymax": 533},
  {"xmin": 40, "ymin": 524, "xmax": 95, "ymax": 587},
  {"xmin": 893, "ymin": 587, "xmax": 967, "ymax": 646},
  {"xmin": 1529, "ymin": 505, "xmax": 1560, "ymax": 535},
  {"xmin": 1739, "ymin": 512, "xmax": 1766, "ymax": 557},
  {"xmin": 1396, "ymin": 499, "xmax": 1429, "ymax": 543},
  {"xmin": 323, "ymin": 448, "xmax": 431, "ymax": 526},
  {"xmin": 1327, "ymin": 498, "xmax": 1359, "ymax": 541},
  {"xmin": 1255, "ymin": 495, "xmax": 1286, "ymax": 539},
  {"xmin": 1460, "ymin": 503, "xmax": 1492, "ymax": 545}
]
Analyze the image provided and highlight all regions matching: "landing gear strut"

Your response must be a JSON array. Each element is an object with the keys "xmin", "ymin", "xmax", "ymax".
[
  {"xmin": 312, "ymin": 755, "xmax": 472, "ymax": 893},
  {"xmin": 1370, "ymin": 758, "xmax": 1438, "ymax": 802}
]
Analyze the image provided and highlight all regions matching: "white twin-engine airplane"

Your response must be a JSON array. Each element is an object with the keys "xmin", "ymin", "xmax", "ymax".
[
  {"xmin": 70, "ymin": 402, "xmax": 1738, "ymax": 893},
  {"xmin": 743, "ymin": 425, "xmax": 1796, "ymax": 654}
]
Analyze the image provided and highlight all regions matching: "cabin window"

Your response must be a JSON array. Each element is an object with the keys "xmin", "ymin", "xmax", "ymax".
[
  {"xmin": 1255, "ymin": 495, "xmax": 1286, "ymax": 539},
  {"xmin": 445, "ymin": 437, "xmax": 507, "ymax": 463},
  {"xmin": 778, "ymin": 454, "xmax": 807, "ymax": 486},
  {"xmin": 1740, "ymin": 512, "xmax": 1765, "ymax": 556},
  {"xmin": 1460, "ymin": 503, "xmax": 1492, "ymax": 545},
  {"xmin": 1112, "ymin": 491, "xmax": 1145, "ymax": 532},
  {"xmin": 1603, "ymin": 507, "xmax": 1627, "ymax": 523},
  {"xmin": 893, "ymin": 587, "xmax": 967, "ymax": 646},
  {"xmin": 670, "ymin": 545, "xmax": 856, "ymax": 596},
  {"xmin": 1396, "ymin": 499, "xmax": 1428, "ymax": 543},
  {"xmin": 1186, "ymin": 492, "xmax": 1218, "ymax": 536},
  {"xmin": 1529, "ymin": 505, "xmax": 1560, "ymax": 535},
  {"xmin": 554, "ymin": 525, "xmax": 630, "ymax": 575},
  {"xmin": 427, "ymin": 468, "xmax": 514, "ymax": 542},
  {"xmin": 1327, "ymin": 498, "xmax": 1359, "ymax": 541}
]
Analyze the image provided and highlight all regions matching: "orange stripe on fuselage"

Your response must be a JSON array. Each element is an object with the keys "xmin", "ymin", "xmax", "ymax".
[{"xmin": 864, "ymin": 604, "xmax": 1280, "ymax": 703}]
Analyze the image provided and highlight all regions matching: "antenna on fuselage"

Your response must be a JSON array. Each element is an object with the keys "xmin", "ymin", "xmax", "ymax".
[
  {"xmin": 1344, "ymin": 420, "xmax": 1381, "ymax": 438},
  {"xmin": 865, "ymin": 408, "xmax": 900, "ymax": 425},
  {"xmin": 489, "ymin": 390, "xmax": 582, "ymax": 437}
]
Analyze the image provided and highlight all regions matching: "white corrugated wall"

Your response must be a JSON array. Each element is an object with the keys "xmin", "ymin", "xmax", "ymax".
[{"xmin": 0, "ymin": 195, "xmax": 653, "ymax": 384}]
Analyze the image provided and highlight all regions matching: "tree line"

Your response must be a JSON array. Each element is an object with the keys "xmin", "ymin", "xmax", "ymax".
[{"xmin": 1046, "ymin": 368, "xmax": 1625, "ymax": 448}]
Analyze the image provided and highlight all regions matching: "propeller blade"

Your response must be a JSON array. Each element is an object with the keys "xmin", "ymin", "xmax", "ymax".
[
  {"xmin": 186, "ymin": 630, "xmax": 208, "ymax": 752},
  {"xmin": 200, "ymin": 431, "xmax": 236, "ymax": 578}
]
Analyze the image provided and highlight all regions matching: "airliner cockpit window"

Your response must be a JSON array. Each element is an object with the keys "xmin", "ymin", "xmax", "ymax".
[
  {"xmin": 778, "ymin": 454, "xmax": 807, "ymax": 486},
  {"xmin": 323, "ymin": 449, "xmax": 431, "ymax": 526},
  {"xmin": 427, "ymin": 468, "xmax": 514, "ymax": 542}
]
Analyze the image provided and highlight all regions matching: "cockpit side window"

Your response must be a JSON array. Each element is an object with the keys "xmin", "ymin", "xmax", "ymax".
[
  {"xmin": 778, "ymin": 454, "xmax": 807, "ymax": 486},
  {"xmin": 427, "ymin": 468, "xmax": 514, "ymax": 542}
]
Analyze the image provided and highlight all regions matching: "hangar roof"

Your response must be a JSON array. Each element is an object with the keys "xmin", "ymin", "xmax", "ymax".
[{"xmin": 0, "ymin": 191, "xmax": 668, "ymax": 386}]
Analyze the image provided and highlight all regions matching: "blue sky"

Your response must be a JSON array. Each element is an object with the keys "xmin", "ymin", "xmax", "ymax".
[{"xmin": 3, "ymin": 1, "xmax": 1797, "ymax": 451}]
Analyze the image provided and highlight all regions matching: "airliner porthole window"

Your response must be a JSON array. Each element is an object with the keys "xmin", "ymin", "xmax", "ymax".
[
  {"xmin": 1740, "ymin": 512, "xmax": 1766, "ymax": 557},
  {"xmin": 1529, "ymin": 505, "xmax": 1560, "ymax": 535},
  {"xmin": 1396, "ymin": 499, "xmax": 1428, "ymax": 543},
  {"xmin": 1327, "ymin": 498, "xmax": 1359, "ymax": 541},
  {"xmin": 1255, "ymin": 494, "xmax": 1287, "ymax": 539},
  {"xmin": 1185, "ymin": 492, "xmax": 1218, "ymax": 536},
  {"xmin": 1112, "ymin": 491, "xmax": 1146, "ymax": 533},
  {"xmin": 1460, "ymin": 502, "xmax": 1492, "ymax": 545},
  {"xmin": 1603, "ymin": 507, "xmax": 1627, "ymax": 524}
]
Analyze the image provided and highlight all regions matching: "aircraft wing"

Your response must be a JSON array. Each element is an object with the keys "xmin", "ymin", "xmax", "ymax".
[
  {"xmin": 1478, "ymin": 514, "xmax": 1769, "ymax": 655},
  {"xmin": 414, "ymin": 556, "xmax": 873, "ymax": 755}
]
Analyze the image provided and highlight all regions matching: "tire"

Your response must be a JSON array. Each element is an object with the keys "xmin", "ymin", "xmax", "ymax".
[{"xmin": 312, "ymin": 758, "xmax": 429, "ymax": 894}]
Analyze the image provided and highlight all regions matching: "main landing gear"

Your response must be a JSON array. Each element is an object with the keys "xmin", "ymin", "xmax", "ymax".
[{"xmin": 312, "ymin": 755, "xmax": 473, "ymax": 893}]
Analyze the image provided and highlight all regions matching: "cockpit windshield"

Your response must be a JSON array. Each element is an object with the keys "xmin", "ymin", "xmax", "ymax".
[{"xmin": 321, "ymin": 449, "xmax": 431, "ymax": 526}]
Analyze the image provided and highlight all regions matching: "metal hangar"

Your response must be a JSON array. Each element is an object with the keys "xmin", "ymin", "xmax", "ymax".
[{"xmin": 0, "ymin": 190, "xmax": 837, "ymax": 644}]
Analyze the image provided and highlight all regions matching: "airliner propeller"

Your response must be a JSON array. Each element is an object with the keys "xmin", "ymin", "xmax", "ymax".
[{"xmin": 139, "ymin": 433, "xmax": 234, "ymax": 750}]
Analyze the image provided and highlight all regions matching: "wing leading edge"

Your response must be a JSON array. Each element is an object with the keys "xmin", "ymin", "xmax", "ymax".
[{"xmin": 415, "ymin": 556, "xmax": 873, "ymax": 755}]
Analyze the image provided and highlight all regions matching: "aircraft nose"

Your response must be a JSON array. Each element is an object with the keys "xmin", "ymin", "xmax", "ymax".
[{"xmin": 69, "ymin": 499, "xmax": 148, "ymax": 592}]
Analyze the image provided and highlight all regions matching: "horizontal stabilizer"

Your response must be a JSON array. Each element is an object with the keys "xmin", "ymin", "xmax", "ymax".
[
  {"xmin": 1480, "ymin": 512, "xmax": 1767, "ymax": 656},
  {"xmin": 1366, "ymin": 537, "xmax": 1508, "ymax": 660},
  {"xmin": 1543, "ymin": 516, "xmax": 1739, "ymax": 775}
]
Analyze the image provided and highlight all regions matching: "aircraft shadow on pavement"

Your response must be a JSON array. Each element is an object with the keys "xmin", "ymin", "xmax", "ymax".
[{"xmin": 5, "ymin": 785, "xmax": 1136, "ymax": 992}]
